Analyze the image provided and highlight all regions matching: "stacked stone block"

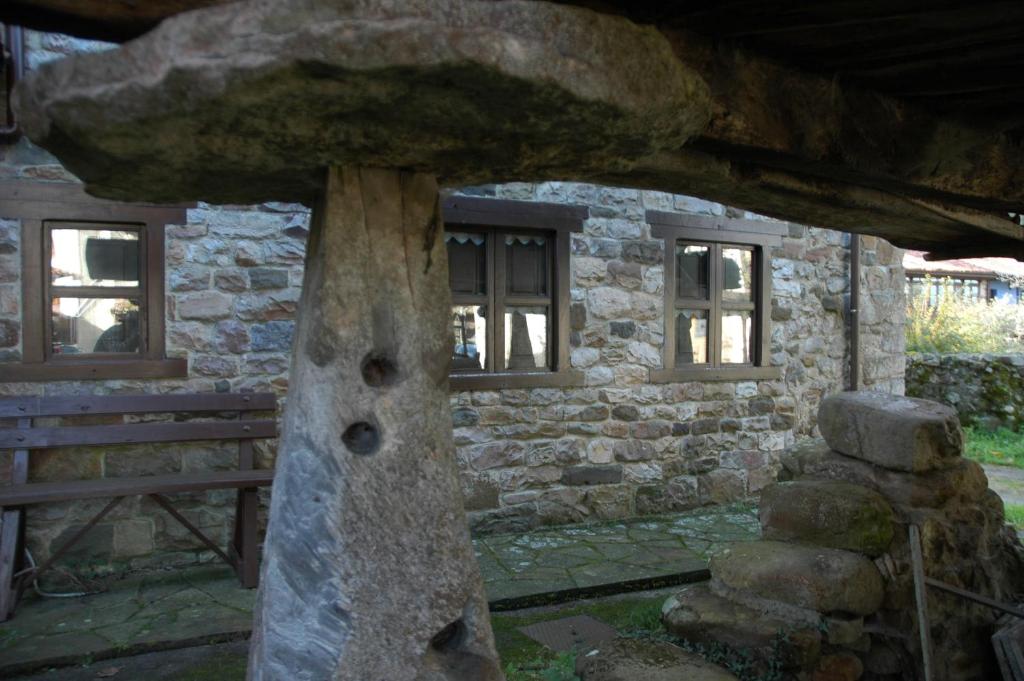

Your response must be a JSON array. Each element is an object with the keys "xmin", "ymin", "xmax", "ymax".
[{"xmin": 663, "ymin": 391, "xmax": 1024, "ymax": 681}]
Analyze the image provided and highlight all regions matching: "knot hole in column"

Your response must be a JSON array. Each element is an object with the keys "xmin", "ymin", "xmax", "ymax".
[
  {"xmin": 342, "ymin": 419, "xmax": 381, "ymax": 455},
  {"xmin": 360, "ymin": 352, "xmax": 399, "ymax": 387}
]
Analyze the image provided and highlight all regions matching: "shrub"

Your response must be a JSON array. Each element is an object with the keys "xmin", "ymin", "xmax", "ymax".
[{"xmin": 906, "ymin": 276, "xmax": 1024, "ymax": 353}]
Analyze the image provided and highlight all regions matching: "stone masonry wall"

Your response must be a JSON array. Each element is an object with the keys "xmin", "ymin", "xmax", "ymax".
[
  {"xmin": 907, "ymin": 353, "xmax": 1024, "ymax": 430},
  {"xmin": 451, "ymin": 183, "xmax": 906, "ymax": 534},
  {"xmin": 0, "ymin": 30, "xmax": 905, "ymax": 571}
]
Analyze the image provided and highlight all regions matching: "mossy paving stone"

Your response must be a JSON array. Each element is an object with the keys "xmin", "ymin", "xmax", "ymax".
[
  {"xmin": 0, "ymin": 630, "xmax": 113, "ymax": 672},
  {"xmin": 2, "ymin": 505, "xmax": 761, "ymax": 674}
]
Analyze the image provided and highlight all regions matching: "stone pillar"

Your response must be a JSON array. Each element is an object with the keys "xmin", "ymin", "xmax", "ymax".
[{"xmin": 248, "ymin": 167, "xmax": 502, "ymax": 681}]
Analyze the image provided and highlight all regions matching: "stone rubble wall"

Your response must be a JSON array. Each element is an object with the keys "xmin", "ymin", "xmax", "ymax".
[
  {"xmin": 906, "ymin": 353, "xmax": 1024, "ymax": 430},
  {"xmin": 0, "ymin": 30, "xmax": 906, "ymax": 571},
  {"xmin": 664, "ymin": 392, "xmax": 1024, "ymax": 681}
]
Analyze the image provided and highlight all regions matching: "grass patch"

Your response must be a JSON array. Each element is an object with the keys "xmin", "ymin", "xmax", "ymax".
[
  {"xmin": 492, "ymin": 595, "xmax": 666, "ymax": 681},
  {"xmin": 1005, "ymin": 504, "xmax": 1024, "ymax": 531},
  {"xmin": 963, "ymin": 426, "xmax": 1024, "ymax": 468},
  {"xmin": 167, "ymin": 650, "xmax": 248, "ymax": 681}
]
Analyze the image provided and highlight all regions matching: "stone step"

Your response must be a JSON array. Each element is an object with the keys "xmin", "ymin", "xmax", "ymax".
[
  {"xmin": 575, "ymin": 637, "xmax": 739, "ymax": 681},
  {"xmin": 710, "ymin": 540, "xmax": 885, "ymax": 616},
  {"xmin": 661, "ymin": 582, "xmax": 822, "ymax": 671},
  {"xmin": 760, "ymin": 480, "xmax": 895, "ymax": 557},
  {"xmin": 817, "ymin": 391, "xmax": 962, "ymax": 473}
]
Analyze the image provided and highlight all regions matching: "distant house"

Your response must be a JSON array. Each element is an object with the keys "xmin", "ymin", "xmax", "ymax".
[{"xmin": 904, "ymin": 250, "xmax": 1024, "ymax": 305}]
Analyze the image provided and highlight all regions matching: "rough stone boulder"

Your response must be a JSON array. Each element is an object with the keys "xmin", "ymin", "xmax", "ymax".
[
  {"xmin": 14, "ymin": 0, "xmax": 711, "ymax": 205},
  {"xmin": 711, "ymin": 540, "xmax": 884, "ymax": 616},
  {"xmin": 662, "ymin": 582, "xmax": 822, "ymax": 671},
  {"xmin": 780, "ymin": 439, "xmax": 988, "ymax": 509},
  {"xmin": 575, "ymin": 637, "xmax": 739, "ymax": 681},
  {"xmin": 760, "ymin": 480, "xmax": 895, "ymax": 557},
  {"xmin": 817, "ymin": 392, "xmax": 962, "ymax": 473}
]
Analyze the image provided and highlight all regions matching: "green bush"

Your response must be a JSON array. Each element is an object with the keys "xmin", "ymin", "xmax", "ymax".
[{"xmin": 906, "ymin": 276, "xmax": 1024, "ymax": 353}]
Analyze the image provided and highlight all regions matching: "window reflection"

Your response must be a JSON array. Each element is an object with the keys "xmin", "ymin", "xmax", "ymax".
[
  {"xmin": 504, "ymin": 306, "xmax": 549, "ymax": 370},
  {"xmin": 52, "ymin": 297, "xmax": 141, "ymax": 355},
  {"xmin": 722, "ymin": 310, "xmax": 753, "ymax": 364},
  {"xmin": 51, "ymin": 228, "xmax": 140, "ymax": 287},
  {"xmin": 677, "ymin": 244, "xmax": 710, "ymax": 300},
  {"xmin": 676, "ymin": 310, "xmax": 708, "ymax": 364},
  {"xmin": 452, "ymin": 304, "xmax": 487, "ymax": 371},
  {"xmin": 722, "ymin": 247, "xmax": 753, "ymax": 302}
]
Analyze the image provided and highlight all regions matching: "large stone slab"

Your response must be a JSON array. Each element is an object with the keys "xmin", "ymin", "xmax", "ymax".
[
  {"xmin": 711, "ymin": 540, "xmax": 884, "ymax": 616},
  {"xmin": 575, "ymin": 637, "xmax": 739, "ymax": 681},
  {"xmin": 662, "ymin": 583, "xmax": 822, "ymax": 671},
  {"xmin": 760, "ymin": 480, "xmax": 894, "ymax": 557},
  {"xmin": 14, "ymin": 0, "xmax": 710, "ymax": 205},
  {"xmin": 817, "ymin": 392, "xmax": 963, "ymax": 473}
]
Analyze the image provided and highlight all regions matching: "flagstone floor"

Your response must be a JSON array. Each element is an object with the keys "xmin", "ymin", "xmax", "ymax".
[{"xmin": 0, "ymin": 502, "xmax": 759, "ymax": 676}]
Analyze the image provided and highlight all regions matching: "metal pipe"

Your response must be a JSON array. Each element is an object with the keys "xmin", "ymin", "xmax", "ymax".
[
  {"xmin": 849, "ymin": 233, "xmax": 861, "ymax": 391},
  {"xmin": 1, "ymin": 24, "xmax": 26, "ymax": 142}
]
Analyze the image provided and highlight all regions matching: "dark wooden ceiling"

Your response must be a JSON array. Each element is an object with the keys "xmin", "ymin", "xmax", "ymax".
[{"xmin": 575, "ymin": 0, "xmax": 1024, "ymax": 128}]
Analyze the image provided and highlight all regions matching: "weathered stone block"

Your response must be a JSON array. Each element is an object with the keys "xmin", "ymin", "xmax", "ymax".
[
  {"xmin": 817, "ymin": 391, "xmax": 962, "ymax": 472},
  {"xmin": 176, "ymin": 291, "xmax": 233, "ymax": 320},
  {"xmin": 250, "ymin": 320, "xmax": 295, "ymax": 352},
  {"xmin": 249, "ymin": 267, "xmax": 289, "ymax": 290},
  {"xmin": 711, "ymin": 540, "xmax": 884, "ymax": 615},
  {"xmin": 613, "ymin": 440, "xmax": 655, "ymax": 462},
  {"xmin": 561, "ymin": 464, "xmax": 623, "ymax": 486},
  {"xmin": 698, "ymin": 468, "xmax": 745, "ymax": 504},
  {"xmin": 662, "ymin": 583, "xmax": 821, "ymax": 671},
  {"xmin": 759, "ymin": 480, "xmax": 895, "ymax": 557}
]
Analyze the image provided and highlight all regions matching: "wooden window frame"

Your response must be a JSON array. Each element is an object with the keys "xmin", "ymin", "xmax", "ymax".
[
  {"xmin": 442, "ymin": 196, "xmax": 586, "ymax": 391},
  {"xmin": 647, "ymin": 210, "xmax": 784, "ymax": 383},
  {"xmin": 0, "ymin": 181, "xmax": 189, "ymax": 381}
]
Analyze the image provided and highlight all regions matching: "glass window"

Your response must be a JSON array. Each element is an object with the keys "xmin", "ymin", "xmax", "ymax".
[
  {"xmin": 676, "ymin": 310, "xmax": 708, "ymax": 364},
  {"xmin": 446, "ymin": 227, "xmax": 558, "ymax": 375},
  {"xmin": 51, "ymin": 228, "xmax": 140, "ymax": 287},
  {"xmin": 451, "ymin": 304, "xmax": 487, "ymax": 371},
  {"xmin": 676, "ymin": 244, "xmax": 709, "ymax": 300},
  {"xmin": 45, "ymin": 222, "xmax": 149, "ymax": 361},
  {"xmin": 504, "ymin": 306, "xmax": 549, "ymax": 370},
  {"xmin": 506, "ymin": 235, "xmax": 548, "ymax": 296},
  {"xmin": 722, "ymin": 247, "xmax": 753, "ymax": 302},
  {"xmin": 721, "ymin": 310, "xmax": 753, "ymax": 364},
  {"xmin": 446, "ymin": 232, "xmax": 486, "ymax": 296},
  {"xmin": 52, "ymin": 297, "xmax": 141, "ymax": 355},
  {"xmin": 669, "ymin": 240, "xmax": 762, "ymax": 370}
]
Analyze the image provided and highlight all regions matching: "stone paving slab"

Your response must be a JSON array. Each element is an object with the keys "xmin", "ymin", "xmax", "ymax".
[{"xmin": 0, "ymin": 502, "xmax": 759, "ymax": 675}]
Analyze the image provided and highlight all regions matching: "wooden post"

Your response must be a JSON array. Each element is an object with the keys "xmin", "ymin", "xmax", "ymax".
[
  {"xmin": 910, "ymin": 525, "xmax": 935, "ymax": 681},
  {"xmin": 248, "ymin": 168, "xmax": 502, "ymax": 680}
]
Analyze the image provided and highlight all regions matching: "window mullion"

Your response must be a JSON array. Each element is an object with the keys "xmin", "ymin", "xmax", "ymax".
[
  {"xmin": 711, "ymin": 243, "xmax": 723, "ymax": 367},
  {"xmin": 491, "ymin": 232, "xmax": 505, "ymax": 373}
]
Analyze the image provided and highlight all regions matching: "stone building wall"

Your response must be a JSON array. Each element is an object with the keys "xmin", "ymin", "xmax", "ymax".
[
  {"xmin": 0, "ymin": 30, "xmax": 906, "ymax": 570},
  {"xmin": 906, "ymin": 353, "xmax": 1024, "ymax": 430}
]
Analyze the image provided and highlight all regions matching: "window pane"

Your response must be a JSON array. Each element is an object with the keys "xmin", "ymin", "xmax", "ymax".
[
  {"xmin": 722, "ymin": 310, "xmax": 754, "ymax": 364},
  {"xmin": 506, "ymin": 235, "xmax": 548, "ymax": 296},
  {"xmin": 676, "ymin": 310, "xmax": 708, "ymax": 364},
  {"xmin": 722, "ymin": 247, "xmax": 754, "ymax": 302},
  {"xmin": 676, "ymin": 244, "xmax": 709, "ymax": 300},
  {"xmin": 504, "ymin": 306, "xmax": 549, "ymax": 370},
  {"xmin": 451, "ymin": 304, "xmax": 487, "ymax": 371},
  {"xmin": 446, "ymin": 232, "xmax": 486, "ymax": 296},
  {"xmin": 51, "ymin": 228, "xmax": 140, "ymax": 286},
  {"xmin": 52, "ymin": 297, "xmax": 141, "ymax": 355}
]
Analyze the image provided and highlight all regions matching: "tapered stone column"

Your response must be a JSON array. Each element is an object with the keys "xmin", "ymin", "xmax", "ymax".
[{"xmin": 248, "ymin": 167, "xmax": 501, "ymax": 680}]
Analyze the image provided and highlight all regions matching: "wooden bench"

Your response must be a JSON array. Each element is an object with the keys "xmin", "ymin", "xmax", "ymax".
[{"xmin": 0, "ymin": 392, "xmax": 277, "ymax": 622}]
